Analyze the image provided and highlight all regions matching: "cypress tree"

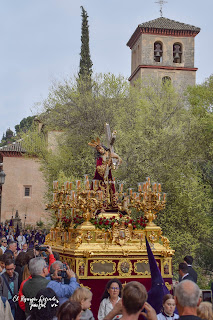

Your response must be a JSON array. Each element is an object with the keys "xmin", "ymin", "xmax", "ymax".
[{"xmin": 78, "ymin": 6, "xmax": 93, "ymax": 82}]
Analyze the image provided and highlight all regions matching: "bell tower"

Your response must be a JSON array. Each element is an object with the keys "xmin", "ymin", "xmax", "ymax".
[{"xmin": 127, "ymin": 17, "xmax": 200, "ymax": 88}]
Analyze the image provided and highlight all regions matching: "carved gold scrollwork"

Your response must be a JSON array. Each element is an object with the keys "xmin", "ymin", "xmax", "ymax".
[
  {"xmin": 77, "ymin": 259, "xmax": 86, "ymax": 277},
  {"xmin": 134, "ymin": 259, "xmax": 150, "ymax": 275},
  {"xmin": 161, "ymin": 235, "xmax": 171, "ymax": 249},
  {"xmin": 148, "ymin": 231, "xmax": 158, "ymax": 244},
  {"xmin": 165, "ymin": 282, "xmax": 172, "ymax": 291},
  {"xmin": 90, "ymin": 260, "xmax": 116, "ymax": 276},
  {"xmin": 117, "ymin": 259, "xmax": 132, "ymax": 277}
]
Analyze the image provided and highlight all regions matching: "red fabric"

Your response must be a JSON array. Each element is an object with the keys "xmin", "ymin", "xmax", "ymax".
[
  {"xmin": 18, "ymin": 275, "xmax": 32, "ymax": 311},
  {"xmin": 93, "ymin": 157, "xmax": 116, "ymax": 194},
  {"xmin": 48, "ymin": 253, "xmax": 56, "ymax": 272}
]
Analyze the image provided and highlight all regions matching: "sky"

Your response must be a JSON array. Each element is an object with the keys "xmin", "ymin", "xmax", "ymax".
[{"xmin": 0, "ymin": 0, "xmax": 212, "ymax": 139}]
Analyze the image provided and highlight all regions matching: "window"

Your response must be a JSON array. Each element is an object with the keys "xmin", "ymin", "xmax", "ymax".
[
  {"xmin": 173, "ymin": 43, "xmax": 182, "ymax": 63},
  {"xmin": 162, "ymin": 76, "xmax": 171, "ymax": 85},
  {"xmin": 24, "ymin": 186, "xmax": 31, "ymax": 197},
  {"xmin": 154, "ymin": 42, "xmax": 163, "ymax": 62}
]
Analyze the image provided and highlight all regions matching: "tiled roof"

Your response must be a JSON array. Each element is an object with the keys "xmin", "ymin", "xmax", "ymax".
[
  {"xmin": 139, "ymin": 17, "xmax": 200, "ymax": 32},
  {"xmin": 0, "ymin": 141, "xmax": 25, "ymax": 152}
]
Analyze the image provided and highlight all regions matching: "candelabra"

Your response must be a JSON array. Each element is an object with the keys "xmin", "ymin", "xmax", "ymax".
[
  {"xmin": 47, "ymin": 176, "xmax": 166, "ymax": 230},
  {"xmin": 127, "ymin": 177, "xmax": 166, "ymax": 225}
]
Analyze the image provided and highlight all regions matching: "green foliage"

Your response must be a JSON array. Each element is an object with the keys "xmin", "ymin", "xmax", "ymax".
[
  {"xmin": 0, "ymin": 128, "xmax": 16, "ymax": 146},
  {"xmin": 15, "ymin": 116, "xmax": 35, "ymax": 135}
]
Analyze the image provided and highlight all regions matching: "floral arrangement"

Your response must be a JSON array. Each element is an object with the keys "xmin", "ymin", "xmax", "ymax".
[
  {"xmin": 72, "ymin": 214, "xmax": 147, "ymax": 230},
  {"xmin": 61, "ymin": 216, "xmax": 72, "ymax": 231}
]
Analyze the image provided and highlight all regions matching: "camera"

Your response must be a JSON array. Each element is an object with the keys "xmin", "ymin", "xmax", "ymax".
[
  {"xmin": 59, "ymin": 264, "xmax": 67, "ymax": 278},
  {"xmin": 35, "ymin": 245, "xmax": 48, "ymax": 251}
]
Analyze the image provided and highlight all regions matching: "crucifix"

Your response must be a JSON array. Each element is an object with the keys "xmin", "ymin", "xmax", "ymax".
[{"xmin": 155, "ymin": 0, "xmax": 168, "ymax": 17}]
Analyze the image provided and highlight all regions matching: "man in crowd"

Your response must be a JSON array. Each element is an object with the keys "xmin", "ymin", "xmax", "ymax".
[
  {"xmin": 21, "ymin": 243, "xmax": 28, "ymax": 252},
  {"xmin": 47, "ymin": 260, "xmax": 80, "ymax": 305},
  {"xmin": 179, "ymin": 263, "xmax": 194, "ymax": 282},
  {"xmin": 4, "ymin": 241, "xmax": 18, "ymax": 259},
  {"xmin": 22, "ymin": 257, "xmax": 50, "ymax": 317},
  {"xmin": 24, "ymin": 229, "xmax": 31, "ymax": 244},
  {"xmin": 174, "ymin": 280, "xmax": 202, "ymax": 320},
  {"xmin": 184, "ymin": 256, "xmax": 197, "ymax": 283},
  {"xmin": 0, "ymin": 237, "xmax": 8, "ymax": 255},
  {"xmin": 0, "ymin": 258, "xmax": 19, "ymax": 317}
]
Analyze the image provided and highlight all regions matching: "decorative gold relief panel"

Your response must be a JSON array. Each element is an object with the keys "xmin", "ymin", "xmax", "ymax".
[
  {"xmin": 134, "ymin": 260, "xmax": 150, "ymax": 275},
  {"xmin": 90, "ymin": 260, "xmax": 116, "ymax": 276}
]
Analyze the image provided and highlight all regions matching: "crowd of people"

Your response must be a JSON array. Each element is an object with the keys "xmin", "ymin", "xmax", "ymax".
[{"xmin": 0, "ymin": 224, "xmax": 212, "ymax": 320}]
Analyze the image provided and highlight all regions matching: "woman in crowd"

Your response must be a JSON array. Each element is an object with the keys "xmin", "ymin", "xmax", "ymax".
[
  {"xmin": 15, "ymin": 251, "xmax": 27, "ymax": 289},
  {"xmin": 157, "ymin": 294, "xmax": 179, "ymax": 320},
  {"xmin": 197, "ymin": 301, "xmax": 213, "ymax": 320},
  {"xmin": 98, "ymin": 278, "xmax": 122, "ymax": 320},
  {"xmin": 57, "ymin": 300, "xmax": 82, "ymax": 320}
]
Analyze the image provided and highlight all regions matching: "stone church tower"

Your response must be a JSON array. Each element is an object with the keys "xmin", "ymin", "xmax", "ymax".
[{"xmin": 127, "ymin": 17, "xmax": 200, "ymax": 88}]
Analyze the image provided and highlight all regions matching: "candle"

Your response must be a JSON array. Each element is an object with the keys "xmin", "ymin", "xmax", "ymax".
[
  {"xmin": 158, "ymin": 193, "xmax": 161, "ymax": 200},
  {"xmin": 98, "ymin": 191, "xmax": 103, "ymax": 200},
  {"xmin": 53, "ymin": 193, "xmax": 57, "ymax": 202},
  {"xmin": 76, "ymin": 180, "xmax": 81, "ymax": 190},
  {"xmin": 138, "ymin": 183, "xmax": 142, "ymax": 192},
  {"xmin": 71, "ymin": 208, "xmax": 74, "ymax": 218},
  {"xmin": 53, "ymin": 181, "xmax": 58, "ymax": 190},
  {"xmin": 129, "ymin": 188, "xmax": 133, "ymax": 196},
  {"xmin": 158, "ymin": 183, "xmax": 161, "ymax": 192},
  {"xmin": 133, "ymin": 192, "xmax": 137, "ymax": 199},
  {"xmin": 119, "ymin": 184, "xmax": 123, "ymax": 193},
  {"xmin": 147, "ymin": 177, "xmax": 150, "ymax": 185},
  {"xmin": 71, "ymin": 191, "xmax": 75, "ymax": 201},
  {"xmin": 64, "ymin": 181, "xmax": 69, "ymax": 190},
  {"xmin": 84, "ymin": 174, "xmax": 89, "ymax": 181},
  {"xmin": 88, "ymin": 191, "xmax": 91, "ymax": 198},
  {"xmin": 163, "ymin": 193, "xmax": 166, "ymax": 201},
  {"xmin": 93, "ymin": 180, "xmax": 98, "ymax": 190},
  {"xmin": 86, "ymin": 180, "xmax": 90, "ymax": 190},
  {"xmin": 69, "ymin": 182, "xmax": 72, "ymax": 190},
  {"xmin": 143, "ymin": 183, "xmax": 146, "ymax": 192},
  {"xmin": 153, "ymin": 183, "xmax": 157, "ymax": 192}
]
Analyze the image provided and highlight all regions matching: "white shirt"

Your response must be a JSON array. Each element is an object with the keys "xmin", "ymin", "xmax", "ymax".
[
  {"xmin": 157, "ymin": 312, "xmax": 179, "ymax": 320},
  {"xmin": 98, "ymin": 297, "xmax": 121, "ymax": 320},
  {"xmin": 17, "ymin": 235, "xmax": 26, "ymax": 247}
]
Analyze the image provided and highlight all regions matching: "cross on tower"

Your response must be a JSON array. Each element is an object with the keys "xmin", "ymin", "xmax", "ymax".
[{"xmin": 155, "ymin": 0, "xmax": 168, "ymax": 17}]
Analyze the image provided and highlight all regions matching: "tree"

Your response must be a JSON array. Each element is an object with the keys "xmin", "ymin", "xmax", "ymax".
[
  {"xmin": 0, "ymin": 128, "xmax": 15, "ymax": 146},
  {"xmin": 15, "ymin": 115, "xmax": 36, "ymax": 135},
  {"xmin": 22, "ymin": 74, "xmax": 213, "ymax": 284},
  {"xmin": 78, "ymin": 6, "xmax": 93, "ymax": 87}
]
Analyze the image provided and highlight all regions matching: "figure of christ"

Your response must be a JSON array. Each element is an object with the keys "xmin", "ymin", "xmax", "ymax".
[{"xmin": 88, "ymin": 138, "xmax": 122, "ymax": 209}]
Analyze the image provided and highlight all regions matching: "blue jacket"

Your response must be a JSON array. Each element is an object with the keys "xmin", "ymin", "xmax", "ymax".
[{"xmin": 47, "ymin": 277, "xmax": 80, "ymax": 305}]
